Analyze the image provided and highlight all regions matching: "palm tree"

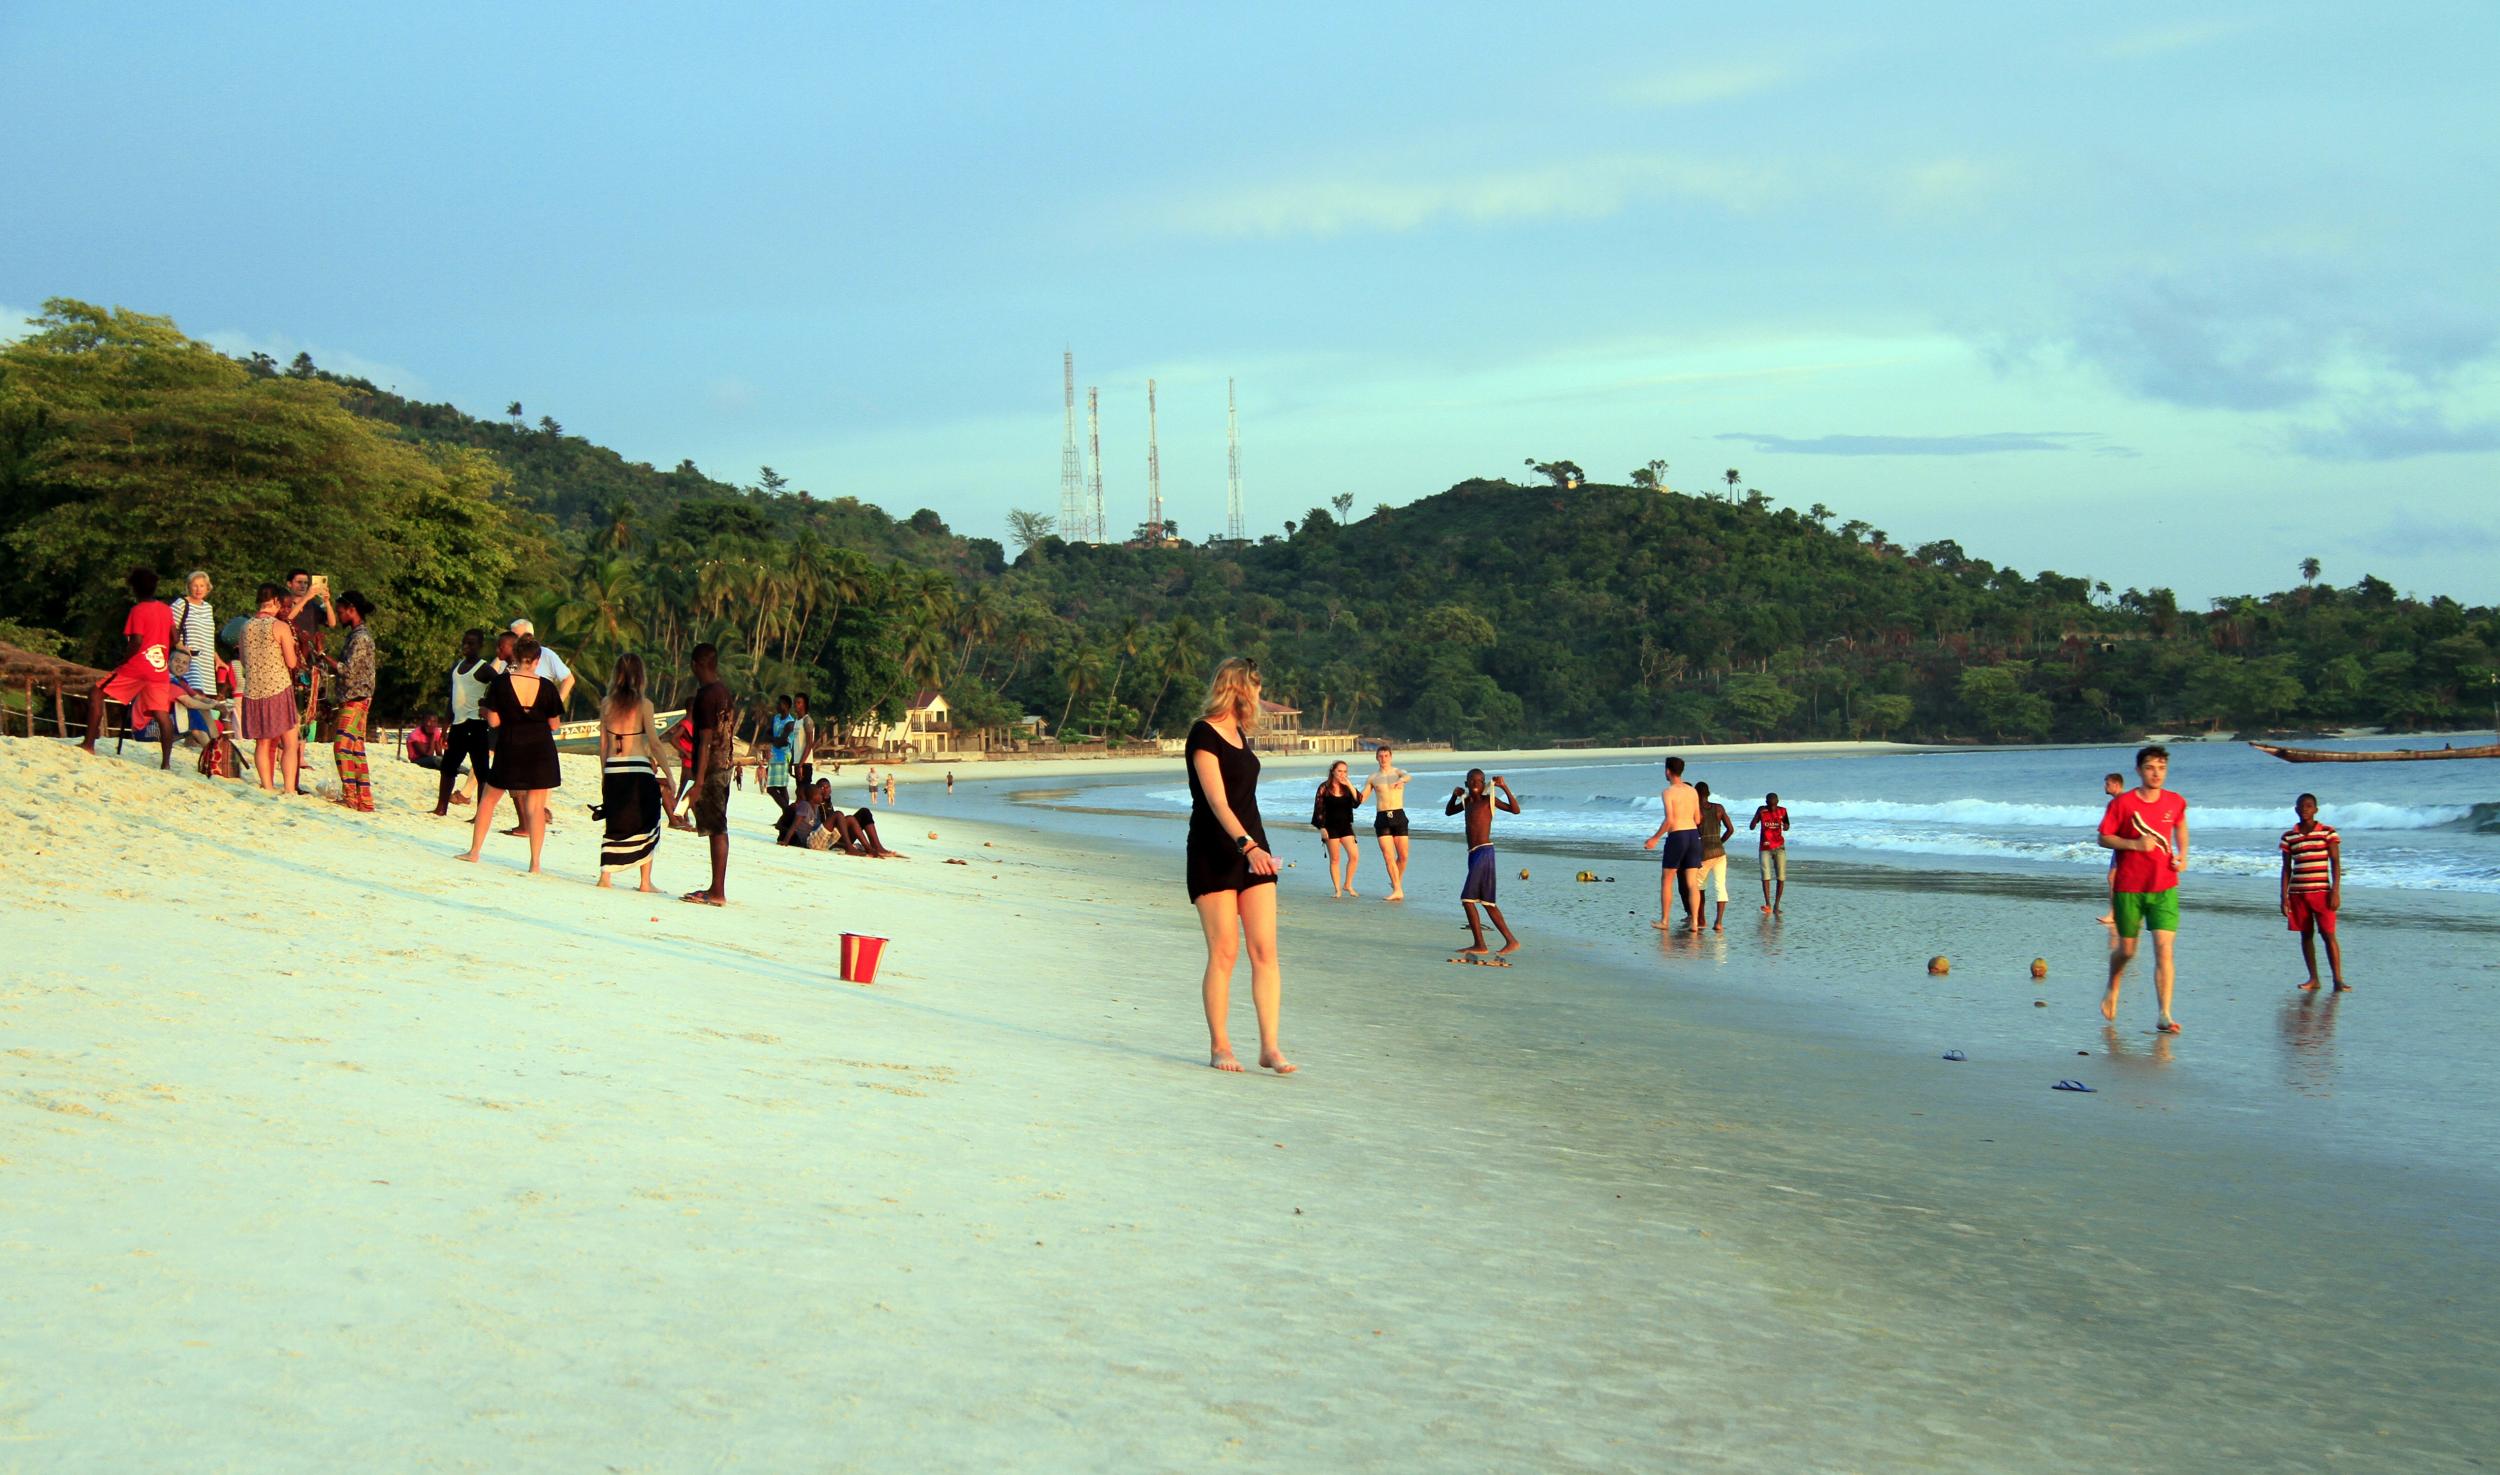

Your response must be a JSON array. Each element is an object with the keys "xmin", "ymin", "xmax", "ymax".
[
  {"xmin": 1101, "ymin": 615, "xmax": 1146, "ymax": 727},
  {"xmin": 2300, "ymin": 557, "xmax": 2322, "ymax": 586},
  {"xmin": 1723, "ymin": 468, "xmax": 1742, "ymax": 498},
  {"xmin": 1054, "ymin": 644, "xmax": 1110, "ymax": 738},
  {"xmin": 1142, "ymin": 614, "xmax": 1209, "ymax": 733}
]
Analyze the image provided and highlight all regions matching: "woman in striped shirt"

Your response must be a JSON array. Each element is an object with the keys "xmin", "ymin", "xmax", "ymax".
[{"xmin": 2279, "ymin": 793, "xmax": 2346, "ymax": 993}]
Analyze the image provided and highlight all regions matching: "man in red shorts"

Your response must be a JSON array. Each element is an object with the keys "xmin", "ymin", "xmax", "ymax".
[
  {"xmin": 81, "ymin": 567, "xmax": 181, "ymax": 770},
  {"xmin": 2280, "ymin": 792, "xmax": 2346, "ymax": 993},
  {"xmin": 2097, "ymin": 745, "xmax": 2189, "ymax": 1033}
]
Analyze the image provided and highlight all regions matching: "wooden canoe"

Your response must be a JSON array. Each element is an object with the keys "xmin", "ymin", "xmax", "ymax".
[{"xmin": 2249, "ymin": 739, "xmax": 2500, "ymax": 763}]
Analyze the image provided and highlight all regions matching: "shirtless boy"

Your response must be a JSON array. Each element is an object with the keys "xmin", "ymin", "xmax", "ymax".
[
  {"xmin": 1359, "ymin": 744, "xmax": 1414, "ymax": 901},
  {"xmin": 1642, "ymin": 756, "xmax": 1704, "ymax": 931},
  {"xmin": 1445, "ymin": 769, "xmax": 1521, "ymax": 955},
  {"xmin": 2097, "ymin": 745, "xmax": 2189, "ymax": 1033}
]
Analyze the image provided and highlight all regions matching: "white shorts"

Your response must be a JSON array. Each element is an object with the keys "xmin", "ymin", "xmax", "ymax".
[{"xmin": 1696, "ymin": 854, "xmax": 1728, "ymax": 902}]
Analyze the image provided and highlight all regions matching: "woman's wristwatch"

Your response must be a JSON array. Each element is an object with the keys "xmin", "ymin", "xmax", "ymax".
[{"xmin": 1235, "ymin": 834, "xmax": 1256, "ymax": 853}]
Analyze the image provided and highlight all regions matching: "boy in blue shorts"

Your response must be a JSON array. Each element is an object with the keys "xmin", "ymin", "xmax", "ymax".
[
  {"xmin": 2098, "ymin": 746, "xmax": 2189, "ymax": 1033},
  {"xmin": 1446, "ymin": 769, "xmax": 1522, "ymax": 956}
]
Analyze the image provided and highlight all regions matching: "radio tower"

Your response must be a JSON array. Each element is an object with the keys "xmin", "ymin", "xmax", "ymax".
[
  {"xmin": 1057, "ymin": 351, "xmax": 1086, "ymax": 542},
  {"xmin": 1085, "ymin": 386, "xmax": 1104, "ymax": 545},
  {"xmin": 1144, "ymin": 377, "xmax": 1162, "ymax": 544},
  {"xmin": 1225, "ymin": 378, "xmax": 1244, "ymax": 542}
]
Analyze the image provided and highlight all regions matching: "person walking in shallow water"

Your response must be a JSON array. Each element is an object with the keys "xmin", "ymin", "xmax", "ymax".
[
  {"xmin": 1644, "ymin": 756, "xmax": 1704, "ymax": 931},
  {"xmin": 1184, "ymin": 657, "xmax": 1293, "ymax": 1074},
  {"xmin": 2098, "ymin": 745, "xmax": 2189, "ymax": 1033},
  {"xmin": 1749, "ymin": 790, "xmax": 1792, "ymax": 914},
  {"xmin": 1358, "ymin": 743, "xmax": 1413, "ymax": 901}
]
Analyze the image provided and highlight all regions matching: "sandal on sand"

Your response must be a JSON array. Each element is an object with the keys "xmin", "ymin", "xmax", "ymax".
[
  {"xmin": 2052, "ymin": 1079, "xmax": 2095, "ymax": 1092},
  {"xmin": 1941, "ymin": 1050, "xmax": 1967, "ymax": 1062},
  {"xmin": 679, "ymin": 891, "xmax": 723, "ymax": 906}
]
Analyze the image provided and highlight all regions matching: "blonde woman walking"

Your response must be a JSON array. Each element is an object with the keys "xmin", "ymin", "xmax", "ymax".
[
  {"xmin": 594, "ymin": 653, "xmax": 676, "ymax": 892},
  {"xmin": 1184, "ymin": 657, "xmax": 1294, "ymax": 1074}
]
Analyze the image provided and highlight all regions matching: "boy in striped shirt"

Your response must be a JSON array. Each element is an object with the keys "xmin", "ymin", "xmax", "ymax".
[{"xmin": 2280, "ymin": 793, "xmax": 2346, "ymax": 993}]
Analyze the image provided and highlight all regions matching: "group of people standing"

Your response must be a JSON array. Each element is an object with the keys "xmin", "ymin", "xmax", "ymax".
[
  {"xmin": 80, "ymin": 566, "xmax": 379, "ymax": 809},
  {"xmin": 1646, "ymin": 757, "xmax": 1790, "ymax": 931}
]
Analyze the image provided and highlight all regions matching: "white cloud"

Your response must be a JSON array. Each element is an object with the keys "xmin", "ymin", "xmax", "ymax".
[
  {"xmin": 0, "ymin": 303, "xmax": 40, "ymax": 344},
  {"xmin": 2100, "ymin": 19, "xmax": 2250, "ymax": 58},
  {"xmin": 1609, "ymin": 63, "xmax": 1790, "ymax": 108},
  {"xmin": 1150, "ymin": 153, "xmax": 1780, "ymax": 238}
]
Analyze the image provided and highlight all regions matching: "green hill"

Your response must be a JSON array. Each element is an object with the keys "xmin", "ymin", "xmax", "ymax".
[{"xmin": 6, "ymin": 298, "xmax": 2493, "ymax": 746}]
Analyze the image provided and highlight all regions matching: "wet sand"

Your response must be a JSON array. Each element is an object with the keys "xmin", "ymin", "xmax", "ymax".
[{"xmin": 3, "ymin": 739, "xmax": 2495, "ymax": 1471}]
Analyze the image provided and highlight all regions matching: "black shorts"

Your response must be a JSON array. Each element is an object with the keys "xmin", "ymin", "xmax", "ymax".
[
  {"xmin": 1322, "ymin": 821, "xmax": 1355, "ymax": 841},
  {"xmin": 1373, "ymin": 808, "xmax": 1410, "ymax": 838}
]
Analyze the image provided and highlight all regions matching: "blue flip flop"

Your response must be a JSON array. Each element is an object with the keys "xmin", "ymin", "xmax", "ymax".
[
  {"xmin": 2053, "ymin": 1079, "xmax": 2095, "ymax": 1093},
  {"xmin": 1941, "ymin": 1050, "xmax": 1967, "ymax": 1061}
]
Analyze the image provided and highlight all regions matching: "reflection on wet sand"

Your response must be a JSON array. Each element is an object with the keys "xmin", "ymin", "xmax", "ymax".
[
  {"xmin": 2279, "ymin": 990, "xmax": 2343, "ymax": 1096},
  {"xmin": 2099, "ymin": 1023, "xmax": 2176, "ymax": 1069}
]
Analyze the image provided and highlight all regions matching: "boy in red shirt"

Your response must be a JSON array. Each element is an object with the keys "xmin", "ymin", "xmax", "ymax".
[
  {"xmin": 81, "ymin": 567, "xmax": 180, "ymax": 770},
  {"xmin": 2280, "ymin": 793, "xmax": 2346, "ymax": 993},
  {"xmin": 2097, "ymin": 745, "xmax": 2189, "ymax": 1033}
]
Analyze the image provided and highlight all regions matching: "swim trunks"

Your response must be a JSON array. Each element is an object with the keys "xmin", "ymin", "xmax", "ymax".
[
  {"xmin": 1373, "ymin": 808, "xmax": 1409, "ymax": 838},
  {"xmin": 2112, "ymin": 887, "xmax": 2180, "ymax": 938},
  {"xmin": 2285, "ymin": 892, "xmax": 2336, "ymax": 934},
  {"xmin": 1658, "ymin": 828, "xmax": 1704, "ymax": 870},
  {"xmin": 1461, "ymin": 844, "xmax": 1498, "ymax": 904}
]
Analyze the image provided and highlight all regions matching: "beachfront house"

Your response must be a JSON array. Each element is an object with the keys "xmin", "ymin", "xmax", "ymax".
[{"xmin": 874, "ymin": 688, "xmax": 966, "ymax": 758}]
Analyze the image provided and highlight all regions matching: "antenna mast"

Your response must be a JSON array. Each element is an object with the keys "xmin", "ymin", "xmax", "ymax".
[
  {"xmin": 1085, "ymin": 385, "xmax": 1104, "ymax": 545},
  {"xmin": 1145, "ymin": 377, "xmax": 1162, "ymax": 544},
  {"xmin": 1058, "ymin": 351, "xmax": 1085, "ymax": 542},
  {"xmin": 1225, "ymin": 378, "xmax": 1244, "ymax": 542}
]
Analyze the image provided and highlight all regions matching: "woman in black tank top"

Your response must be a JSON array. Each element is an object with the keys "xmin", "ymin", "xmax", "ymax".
[
  {"xmin": 1185, "ymin": 657, "xmax": 1294, "ymax": 1075},
  {"xmin": 1313, "ymin": 760, "xmax": 1362, "ymax": 898}
]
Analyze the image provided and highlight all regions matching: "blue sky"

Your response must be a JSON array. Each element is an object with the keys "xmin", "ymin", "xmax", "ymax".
[{"xmin": 5, "ymin": 1, "xmax": 2496, "ymax": 600}]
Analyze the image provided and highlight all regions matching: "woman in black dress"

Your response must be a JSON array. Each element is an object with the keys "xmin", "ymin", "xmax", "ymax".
[
  {"xmin": 458, "ymin": 638, "xmax": 566, "ymax": 874},
  {"xmin": 1313, "ymin": 759, "xmax": 1362, "ymax": 899},
  {"xmin": 1186, "ymin": 656, "xmax": 1293, "ymax": 1074}
]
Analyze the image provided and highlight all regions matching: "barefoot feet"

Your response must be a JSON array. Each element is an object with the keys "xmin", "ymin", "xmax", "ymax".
[
  {"xmin": 2100, "ymin": 986, "xmax": 2119, "ymax": 1022},
  {"xmin": 1259, "ymin": 1050, "xmax": 1297, "ymax": 1075},
  {"xmin": 1210, "ymin": 1049, "xmax": 1244, "ymax": 1073}
]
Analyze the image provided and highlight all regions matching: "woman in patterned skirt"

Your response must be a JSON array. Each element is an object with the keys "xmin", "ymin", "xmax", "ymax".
[
  {"xmin": 236, "ymin": 583, "xmax": 303, "ymax": 794},
  {"xmin": 594, "ymin": 653, "xmax": 675, "ymax": 891}
]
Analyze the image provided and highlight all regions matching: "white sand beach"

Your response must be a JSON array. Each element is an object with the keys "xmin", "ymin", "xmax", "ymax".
[{"xmin": 6, "ymin": 738, "xmax": 2497, "ymax": 1472}]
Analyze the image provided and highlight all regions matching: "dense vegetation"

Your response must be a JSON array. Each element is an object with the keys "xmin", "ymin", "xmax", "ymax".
[{"xmin": 5, "ymin": 299, "xmax": 2495, "ymax": 748}]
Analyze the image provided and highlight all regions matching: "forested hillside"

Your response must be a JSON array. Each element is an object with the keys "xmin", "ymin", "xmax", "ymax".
[{"xmin": 5, "ymin": 298, "xmax": 2494, "ymax": 746}]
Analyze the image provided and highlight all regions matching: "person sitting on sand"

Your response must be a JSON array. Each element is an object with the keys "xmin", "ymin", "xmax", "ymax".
[
  {"xmin": 1313, "ymin": 760, "xmax": 1362, "ymax": 897},
  {"xmin": 1643, "ymin": 756, "xmax": 1704, "ymax": 931},
  {"xmin": 406, "ymin": 713, "xmax": 449, "ymax": 769},
  {"xmin": 2280, "ymin": 793, "xmax": 2346, "ymax": 994},
  {"xmin": 1446, "ymin": 769, "xmax": 1522, "ymax": 957},
  {"xmin": 82, "ymin": 566, "xmax": 183, "ymax": 770},
  {"xmin": 1357, "ymin": 743, "xmax": 1413, "ymax": 901},
  {"xmin": 2098, "ymin": 745, "xmax": 2189, "ymax": 1034},
  {"xmin": 1692, "ymin": 781, "xmax": 1736, "ymax": 932},
  {"xmin": 777, "ymin": 785, "xmax": 822, "ymax": 847},
  {"xmin": 1748, "ymin": 791, "xmax": 1791, "ymax": 914},
  {"xmin": 2091, "ymin": 772, "xmax": 2124, "ymax": 924}
]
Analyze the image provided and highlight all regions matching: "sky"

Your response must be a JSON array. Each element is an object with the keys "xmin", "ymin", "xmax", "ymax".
[{"xmin": 4, "ymin": 1, "xmax": 2497, "ymax": 602}]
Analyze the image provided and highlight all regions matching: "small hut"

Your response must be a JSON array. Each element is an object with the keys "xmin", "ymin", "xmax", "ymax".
[{"xmin": 0, "ymin": 640, "xmax": 109, "ymax": 739}]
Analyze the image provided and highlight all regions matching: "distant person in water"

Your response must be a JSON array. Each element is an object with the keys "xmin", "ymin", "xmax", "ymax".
[
  {"xmin": 2091, "ymin": 771, "xmax": 2125, "ymax": 924},
  {"xmin": 1184, "ymin": 656, "xmax": 1293, "ymax": 1074},
  {"xmin": 2098, "ymin": 745, "xmax": 2189, "ymax": 1033},
  {"xmin": 1313, "ymin": 760, "xmax": 1362, "ymax": 897},
  {"xmin": 1446, "ymin": 769, "xmax": 1522, "ymax": 956},
  {"xmin": 885, "ymin": 771, "xmax": 896, "ymax": 806},
  {"xmin": 1692, "ymin": 780, "xmax": 1735, "ymax": 932},
  {"xmin": 945, "ymin": 769, "xmax": 954, "ymax": 795},
  {"xmin": 2280, "ymin": 793, "xmax": 2346, "ymax": 993},
  {"xmin": 1643, "ymin": 756, "xmax": 1704, "ymax": 931},
  {"xmin": 1358, "ymin": 744, "xmax": 1413, "ymax": 901},
  {"xmin": 82, "ymin": 566, "xmax": 181, "ymax": 769},
  {"xmin": 1749, "ymin": 791, "xmax": 1791, "ymax": 913}
]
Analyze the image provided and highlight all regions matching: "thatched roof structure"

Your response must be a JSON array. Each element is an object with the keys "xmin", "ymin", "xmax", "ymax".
[{"xmin": 0, "ymin": 640, "xmax": 107, "ymax": 693}]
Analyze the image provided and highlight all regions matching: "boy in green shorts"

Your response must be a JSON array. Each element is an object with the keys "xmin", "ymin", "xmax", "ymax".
[{"xmin": 2097, "ymin": 745, "xmax": 2189, "ymax": 1033}]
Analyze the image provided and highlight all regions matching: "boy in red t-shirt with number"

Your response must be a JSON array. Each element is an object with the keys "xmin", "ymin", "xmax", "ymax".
[
  {"xmin": 2097, "ymin": 745, "xmax": 2189, "ymax": 1033},
  {"xmin": 1749, "ymin": 791, "xmax": 1791, "ymax": 913}
]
